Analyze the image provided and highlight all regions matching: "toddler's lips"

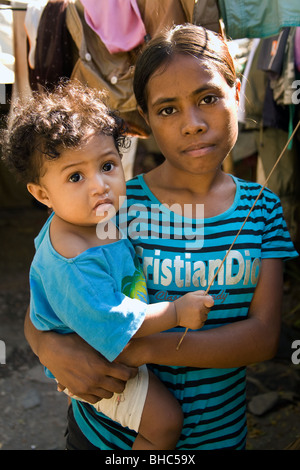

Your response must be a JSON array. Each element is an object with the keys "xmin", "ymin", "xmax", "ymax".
[{"xmin": 95, "ymin": 202, "xmax": 115, "ymax": 217}]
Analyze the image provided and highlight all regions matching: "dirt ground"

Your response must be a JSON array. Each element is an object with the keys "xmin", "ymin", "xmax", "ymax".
[{"xmin": 1, "ymin": 200, "xmax": 300, "ymax": 451}]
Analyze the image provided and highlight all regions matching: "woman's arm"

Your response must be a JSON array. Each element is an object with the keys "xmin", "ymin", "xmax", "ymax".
[
  {"xmin": 117, "ymin": 259, "xmax": 283, "ymax": 368},
  {"xmin": 24, "ymin": 258, "xmax": 283, "ymax": 399},
  {"xmin": 24, "ymin": 308, "xmax": 138, "ymax": 403}
]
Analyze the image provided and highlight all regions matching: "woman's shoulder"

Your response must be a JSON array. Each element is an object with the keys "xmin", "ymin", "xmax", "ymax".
[
  {"xmin": 126, "ymin": 173, "xmax": 144, "ymax": 190},
  {"xmin": 125, "ymin": 173, "xmax": 151, "ymax": 203},
  {"xmin": 233, "ymin": 175, "xmax": 280, "ymax": 203}
]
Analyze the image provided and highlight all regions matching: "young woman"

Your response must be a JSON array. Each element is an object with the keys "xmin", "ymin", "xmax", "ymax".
[{"xmin": 24, "ymin": 25, "xmax": 297, "ymax": 450}]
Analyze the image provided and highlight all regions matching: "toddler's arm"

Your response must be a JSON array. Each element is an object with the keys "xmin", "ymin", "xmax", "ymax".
[
  {"xmin": 133, "ymin": 291, "xmax": 214, "ymax": 338},
  {"xmin": 119, "ymin": 259, "xmax": 283, "ymax": 368}
]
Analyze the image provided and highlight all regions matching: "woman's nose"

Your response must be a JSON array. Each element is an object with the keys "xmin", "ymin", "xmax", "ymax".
[{"xmin": 181, "ymin": 108, "xmax": 207, "ymax": 135}]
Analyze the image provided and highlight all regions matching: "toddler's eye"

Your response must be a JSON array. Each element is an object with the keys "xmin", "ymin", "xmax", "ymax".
[
  {"xmin": 69, "ymin": 173, "xmax": 82, "ymax": 183},
  {"xmin": 102, "ymin": 162, "xmax": 114, "ymax": 172}
]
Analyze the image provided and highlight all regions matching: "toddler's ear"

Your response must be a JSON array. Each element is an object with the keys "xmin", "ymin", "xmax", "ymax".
[{"xmin": 27, "ymin": 182, "xmax": 52, "ymax": 209}]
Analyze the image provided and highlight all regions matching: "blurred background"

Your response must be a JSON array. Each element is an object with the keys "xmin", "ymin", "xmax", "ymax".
[{"xmin": 0, "ymin": 0, "xmax": 300, "ymax": 450}]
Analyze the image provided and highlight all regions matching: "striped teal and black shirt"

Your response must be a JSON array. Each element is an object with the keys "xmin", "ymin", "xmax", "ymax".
[{"xmin": 72, "ymin": 174, "xmax": 298, "ymax": 450}]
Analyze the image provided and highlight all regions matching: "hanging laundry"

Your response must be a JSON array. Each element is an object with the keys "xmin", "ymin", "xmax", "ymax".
[
  {"xmin": 255, "ymin": 29, "xmax": 293, "ymax": 130},
  {"xmin": 65, "ymin": 0, "xmax": 149, "ymax": 137},
  {"xmin": 64, "ymin": 0, "xmax": 199, "ymax": 137},
  {"xmin": 80, "ymin": 0, "xmax": 147, "ymax": 54},
  {"xmin": 270, "ymin": 29, "xmax": 297, "ymax": 107},
  {"xmin": 257, "ymin": 28, "xmax": 297, "ymax": 107},
  {"xmin": 238, "ymin": 38, "xmax": 260, "ymax": 124},
  {"xmin": 24, "ymin": 0, "xmax": 48, "ymax": 69},
  {"xmin": 137, "ymin": 0, "xmax": 193, "ymax": 40},
  {"xmin": 0, "ymin": 7, "xmax": 14, "ymax": 84},
  {"xmin": 218, "ymin": 0, "xmax": 300, "ymax": 39},
  {"xmin": 30, "ymin": 0, "xmax": 73, "ymax": 91},
  {"xmin": 295, "ymin": 27, "xmax": 300, "ymax": 72},
  {"xmin": 192, "ymin": 0, "xmax": 219, "ymax": 32},
  {"xmin": 256, "ymin": 28, "xmax": 290, "ymax": 80}
]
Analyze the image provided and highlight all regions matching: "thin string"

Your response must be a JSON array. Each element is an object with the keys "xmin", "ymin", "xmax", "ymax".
[{"xmin": 176, "ymin": 119, "xmax": 300, "ymax": 350}]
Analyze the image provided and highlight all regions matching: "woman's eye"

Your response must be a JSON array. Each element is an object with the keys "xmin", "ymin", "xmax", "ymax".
[
  {"xmin": 201, "ymin": 95, "xmax": 218, "ymax": 105},
  {"xmin": 102, "ymin": 162, "xmax": 114, "ymax": 172},
  {"xmin": 160, "ymin": 106, "xmax": 176, "ymax": 116},
  {"xmin": 69, "ymin": 173, "xmax": 82, "ymax": 183}
]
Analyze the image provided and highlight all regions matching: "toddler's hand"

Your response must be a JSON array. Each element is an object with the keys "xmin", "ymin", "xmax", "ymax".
[{"xmin": 174, "ymin": 291, "xmax": 214, "ymax": 330}]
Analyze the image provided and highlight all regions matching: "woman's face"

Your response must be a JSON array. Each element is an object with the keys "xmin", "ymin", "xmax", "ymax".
[{"xmin": 140, "ymin": 54, "xmax": 240, "ymax": 177}]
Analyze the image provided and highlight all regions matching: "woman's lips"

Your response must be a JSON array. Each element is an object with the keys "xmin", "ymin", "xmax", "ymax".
[{"xmin": 182, "ymin": 144, "xmax": 214, "ymax": 158}]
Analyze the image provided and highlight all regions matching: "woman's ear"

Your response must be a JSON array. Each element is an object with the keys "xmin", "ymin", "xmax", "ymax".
[
  {"xmin": 27, "ymin": 182, "xmax": 52, "ymax": 208},
  {"xmin": 137, "ymin": 105, "xmax": 149, "ymax": 127}
]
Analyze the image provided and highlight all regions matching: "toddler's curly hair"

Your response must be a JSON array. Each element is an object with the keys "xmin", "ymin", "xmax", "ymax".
[{"xmin": 1, "ymin": 81, "xmax": 128, "ymax": 183}]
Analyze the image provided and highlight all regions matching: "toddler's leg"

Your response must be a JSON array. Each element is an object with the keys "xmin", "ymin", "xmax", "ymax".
[{"xmin": 132, "ymin": 370, "xmax": 183, "ymax": 450}]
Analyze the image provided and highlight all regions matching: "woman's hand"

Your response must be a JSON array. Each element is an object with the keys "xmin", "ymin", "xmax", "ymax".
[
  {"xmin": 46, "ymin": 333, "xmax": 138, "ymax": 403},
  {"xmin": 24, "ymin": 310, "xmax": 137, "ymax": 403},
  {"xmin": 116, "ymin": 336, "xmax": 150, "ymax": 368}
]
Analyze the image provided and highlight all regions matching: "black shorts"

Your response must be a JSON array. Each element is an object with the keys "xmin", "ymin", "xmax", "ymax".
[{"xmin": 65, "ymin": 405, "xmax": 99, "ymax": 450}]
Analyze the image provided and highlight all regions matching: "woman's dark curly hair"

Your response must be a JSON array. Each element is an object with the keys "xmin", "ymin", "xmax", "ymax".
[{"xmin": 1, "ymin": 81, "xmax": 128, "ymax": 183}]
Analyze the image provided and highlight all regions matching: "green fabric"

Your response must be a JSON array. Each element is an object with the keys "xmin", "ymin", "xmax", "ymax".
[{"xmin": 218, "ymin": 0, "xmax": 300, "ymax": 39}]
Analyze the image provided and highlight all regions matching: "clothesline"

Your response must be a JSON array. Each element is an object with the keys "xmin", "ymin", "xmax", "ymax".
[
  {"xmin": 0, "ymin": 1, "xmax": 27, "ymax": 11},
  {"xmin": 0, "ymin": 7, "xmax": 27, "ymax": 10}
]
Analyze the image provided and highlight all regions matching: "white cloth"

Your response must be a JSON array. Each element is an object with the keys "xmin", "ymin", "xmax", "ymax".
[
  {"xmin": 62, "ymin": 364, "xmax": 149, "ymax": 432},
  {"xmin": 0, "ymin": 8, "xmax": 14, "ymax": 83},
  {"xmin": 24, "ymin": 0, "xmax": 48, "ymax": 68}
]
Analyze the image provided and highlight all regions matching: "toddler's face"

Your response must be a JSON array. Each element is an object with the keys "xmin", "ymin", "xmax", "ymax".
[{"xmin": 31, "ymin": 133, "xmax": 126, "ymax": 227}]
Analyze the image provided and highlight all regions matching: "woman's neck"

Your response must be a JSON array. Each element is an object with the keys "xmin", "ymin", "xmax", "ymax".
[{"xmin": 144, "ymin": 162, "xmax": 236, "ymax": 219}]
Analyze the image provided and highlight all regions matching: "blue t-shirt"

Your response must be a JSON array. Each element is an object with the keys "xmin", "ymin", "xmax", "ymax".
[
  {"xmin": 72, "ymin": 174, "xmax": 298, "ymax": 450},
  {"xmin": 29, "ymin": 213, "xmax": 148, "ymax": 362}
]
